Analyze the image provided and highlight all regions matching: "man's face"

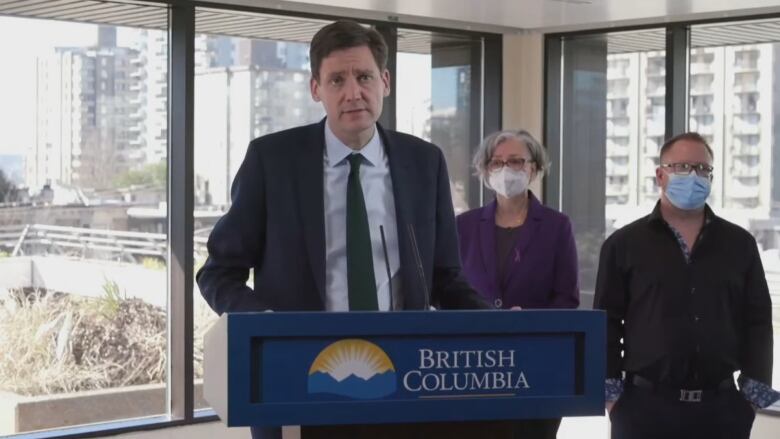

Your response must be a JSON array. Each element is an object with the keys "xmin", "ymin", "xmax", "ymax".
[
  {"xmin": 656, "ymin": 138, "xmax": 714, "ymax": 192},
  {"xmin": 310, "ymin": 45, "xmax": 390, "ymax": 145}
]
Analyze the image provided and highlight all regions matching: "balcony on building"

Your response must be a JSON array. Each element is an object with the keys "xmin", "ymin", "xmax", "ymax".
[
  {"xmin": 606, "ymin": 142, "xmax": 630, "ymax": 158},
  {"xmin": 690, "ymin": 63, "xmax": 713, "ymax": 75}
]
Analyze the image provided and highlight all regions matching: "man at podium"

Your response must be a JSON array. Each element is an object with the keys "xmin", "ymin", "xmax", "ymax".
[{"xmin": 197, "ymin": 19, "xmax": 489, "ymax": 439}]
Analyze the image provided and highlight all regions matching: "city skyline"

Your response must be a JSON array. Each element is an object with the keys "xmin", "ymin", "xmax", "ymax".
[{"xmin": 0, "ymin": 16, "xmax": 442, "ymax": 196}]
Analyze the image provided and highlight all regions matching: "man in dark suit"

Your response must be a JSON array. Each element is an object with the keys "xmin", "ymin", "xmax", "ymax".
[{"xmin": 197, "ymin": 19, "xmax": 488, "ymax": 439}]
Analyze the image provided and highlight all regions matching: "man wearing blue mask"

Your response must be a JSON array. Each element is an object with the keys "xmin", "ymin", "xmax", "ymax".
[{"xmin": 594, "ymin": 132, "xmax": 779, "ymax": 439}]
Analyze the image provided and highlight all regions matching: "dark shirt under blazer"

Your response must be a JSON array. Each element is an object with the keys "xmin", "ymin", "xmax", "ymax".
[
  {"xmin": 456, "ymin": 193, "xmax": 580, "ymax": 310},
  {"xmin": 594, "ymin": 203, "xmax": 774, "ymax": 388}
]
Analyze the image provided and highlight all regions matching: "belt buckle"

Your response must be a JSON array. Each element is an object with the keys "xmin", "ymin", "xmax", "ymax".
[{"xmin": 679, "ymin": 389, "xmax": 703, "ymax": 402}]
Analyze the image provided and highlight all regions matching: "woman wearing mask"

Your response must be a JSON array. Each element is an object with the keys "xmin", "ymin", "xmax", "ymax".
[{"xmin": 456, "ymin": 130, "xmax": 580, "ymax": 438}]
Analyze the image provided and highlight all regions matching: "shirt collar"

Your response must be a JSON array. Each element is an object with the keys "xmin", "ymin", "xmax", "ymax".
[
  {"xmin": 323, "ymin": 119, "xmax": 383, "ymax": 168},
  {"xmin": 648, "ymin": 200, "xmax": 715, "ymax": 226}
]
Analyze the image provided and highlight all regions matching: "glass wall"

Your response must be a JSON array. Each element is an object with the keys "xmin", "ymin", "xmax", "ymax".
[
  {"xmin": 547, "ymin": 29, "xmax": 667, "ymax": 308},
  {"xmin": 545, "ymin": 29, "xmax": 665, "ymax": 308},
  {"xmin": 396, "ymin": 29, "xmax": 483, "ymax": 214},
  {"xmin": 0, "ymin": 3, "xmax": 169, "ymax": 434},
  {"xmin": 689, "ymin": 19, "xmax": 780, "ymax": 389}
]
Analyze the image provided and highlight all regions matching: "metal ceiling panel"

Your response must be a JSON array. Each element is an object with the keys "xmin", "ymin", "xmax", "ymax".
[{"xmin": 0, "ymin": 0, "xmax": 167, "ymax": 29}]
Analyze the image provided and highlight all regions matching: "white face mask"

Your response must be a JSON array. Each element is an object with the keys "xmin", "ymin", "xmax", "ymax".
[{"xmin": 487, "ymin": 168, "xmax": 530, "ymax": 198}]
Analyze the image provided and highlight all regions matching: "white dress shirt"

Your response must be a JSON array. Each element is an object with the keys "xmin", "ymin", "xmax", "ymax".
[{"xmin": 323, "ymin": 121, "xmax": 400, "ymax": 311}]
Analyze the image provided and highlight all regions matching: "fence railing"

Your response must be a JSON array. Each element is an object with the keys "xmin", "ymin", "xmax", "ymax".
[{"xmin": 0, "ymin": 224, "xmax": 209, "ymax": 263}]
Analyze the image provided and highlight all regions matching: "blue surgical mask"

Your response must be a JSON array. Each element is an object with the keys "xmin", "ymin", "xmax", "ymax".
[{"xmin": 665, "ymin": 172, "xmax": 711, "ymax": 210}]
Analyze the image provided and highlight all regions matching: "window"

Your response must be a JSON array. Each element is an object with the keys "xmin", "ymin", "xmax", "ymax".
[
  {"xmin": 546, "ymin": 28, "xmax": 667, "ymax": 309},
  {"xmin": 396, "ymin": 29, "xmax": 483, "ymax": 214},
  {"xmin": 690, "ymin": 19, "xmax": 780, "ymax": 390},
  {"xmin": 0, "ymin": 4, "xmax": 169, "ymax": 435}
]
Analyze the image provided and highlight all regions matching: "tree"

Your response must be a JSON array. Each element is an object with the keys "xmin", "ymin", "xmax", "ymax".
[
  {"xmin": 0, "ymin": 169, "xmax": 15, "ymax": 203},
  {"xmin": 113, "ymin": 161, "xmax": 167, "ymax": 190}
]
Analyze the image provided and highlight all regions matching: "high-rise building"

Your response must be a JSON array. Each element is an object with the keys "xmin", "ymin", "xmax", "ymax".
[
  {"xmin": 29, "ymin": 27, "xmax": 145, "ymax": 191},
  {"xmin": 122, "ymin": 31, "xmax": 233, "ymax": 167},
  {"xmin": 605, "ymin": 50, "xmax": 665, "ymax": 209},
  {"xmin": 689, "ymin": 45, "xmax": 777, "ymax": 214},
  {"xmin": 194, "ymin": 64, "xmax": 323, "ymax": 207},
  {"xmin": 605, "ymin": 43, "xmax": 780, "ymax": 229},
  {"xmin": 29, "ymin": 31, "xmax": 318, "ymax": 197},
  {"xmin": 233, "ymin": 39, "xmax": 309, "ymax": 70},
  {"xmin": 191, "ymin": 36, "xmax": 319, "ymax": 207},
  {"xmin": 123, "ymin": 29, "xmax": 172, "ymax": 167}
]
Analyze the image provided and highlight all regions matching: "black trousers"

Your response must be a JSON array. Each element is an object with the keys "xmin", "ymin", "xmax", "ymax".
[
  {"xmin": 252, "ymin": 418, "xmax": 561, "ymax": 439},
  {"xmin": 610, "ymin": 386, "xmax": 756, "ymax": 439}
]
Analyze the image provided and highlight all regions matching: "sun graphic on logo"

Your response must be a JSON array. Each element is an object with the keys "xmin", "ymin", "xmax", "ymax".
[{"xmin": 309, "ymin": 339, "xmax": 395, "ymax": 382}]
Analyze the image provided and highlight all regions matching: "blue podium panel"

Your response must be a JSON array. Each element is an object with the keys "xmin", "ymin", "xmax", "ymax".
[{"xmin": 209, "ymin": 310, "xmax": 605, "ymax": 427}]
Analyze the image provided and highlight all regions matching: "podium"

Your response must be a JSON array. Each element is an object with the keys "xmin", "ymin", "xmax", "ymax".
[{"xmin": 204, "ymin": 310, "xmax": 605, "ymax": 436}]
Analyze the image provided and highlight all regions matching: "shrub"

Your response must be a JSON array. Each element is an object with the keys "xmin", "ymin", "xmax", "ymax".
[{"xmin": 0, "ymin": 289, "xmax": 166, "ymax": 396}]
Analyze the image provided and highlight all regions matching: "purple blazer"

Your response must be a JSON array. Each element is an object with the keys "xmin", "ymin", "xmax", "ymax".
[{"xmin": 456, "ymin": 193, "xmax": 579, "ymax": 310}]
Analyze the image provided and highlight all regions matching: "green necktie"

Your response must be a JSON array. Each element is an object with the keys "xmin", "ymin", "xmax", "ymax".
[{"xmin": 346, "ymin": 154, "xmax": 378, "ymax": 310}]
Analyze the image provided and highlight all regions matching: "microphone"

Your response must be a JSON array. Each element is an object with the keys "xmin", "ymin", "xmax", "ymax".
[
  {"xmin": 379, "ymin": 225, "xmax": 394, "ymax": 311},
  {"xmin": 407, "ymin": 224, "xmax": 430, "ymax": 310}
]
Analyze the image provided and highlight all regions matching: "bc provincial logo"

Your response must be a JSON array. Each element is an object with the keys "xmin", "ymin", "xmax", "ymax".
[{"xmin": 307, "ymin": 339, "xmax": 397, "ymax": 399}]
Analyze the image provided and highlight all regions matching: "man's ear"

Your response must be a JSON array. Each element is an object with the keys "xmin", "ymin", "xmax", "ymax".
[
  {"xmin": 310, "ymin": 76, "xmax": 321, "ymax": 102},
  {"xmin": 655, "ymin": 167, "xmax": 664, "ymax": 188},
  {"xmin": 381, "ymin": 69, "xmax": 391, "ymax": 97}
]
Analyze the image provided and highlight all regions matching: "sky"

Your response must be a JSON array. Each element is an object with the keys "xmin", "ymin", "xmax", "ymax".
[{"xmin": 0, "ymin": 17, "xmax": 98, "ymax": 155}]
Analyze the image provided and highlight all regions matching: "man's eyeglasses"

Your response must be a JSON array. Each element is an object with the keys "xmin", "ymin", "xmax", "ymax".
[
  {"xmin": 487, "ymin": 157, "xmax": 534, "ymax": 172},
  {"xmin": 660, "ymin": 162, "xmax": 714, "ymax": 178}
]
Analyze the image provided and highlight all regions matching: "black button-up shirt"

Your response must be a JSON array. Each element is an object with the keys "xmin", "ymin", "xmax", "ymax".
[{"xmin": 594, "ymin": 202, "xmax": 774, "ymax": 388}]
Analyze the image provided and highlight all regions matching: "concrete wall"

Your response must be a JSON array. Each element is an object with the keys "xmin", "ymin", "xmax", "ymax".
[
  {"xmin": 0, "ymin": 383, "xmax": 208, "ymax": 435},
  {"xmin": 0, "ymin": 256, "xmax": 166, "ymax": 307}
]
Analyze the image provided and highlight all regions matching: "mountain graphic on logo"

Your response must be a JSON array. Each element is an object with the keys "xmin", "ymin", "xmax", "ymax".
[{"xmin": 307, "ymin": 339, "xmax": 397, "ymax": 399}]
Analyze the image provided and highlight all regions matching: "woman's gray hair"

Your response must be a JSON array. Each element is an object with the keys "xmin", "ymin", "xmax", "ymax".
[{"xmin": 472, "ymin": 129, "xmax": 550, "ymax": 179}]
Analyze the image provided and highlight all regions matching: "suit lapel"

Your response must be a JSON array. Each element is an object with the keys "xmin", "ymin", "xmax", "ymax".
[
  {"xmin": 380, "ymin": 126, "xmax": 420, "ymax": 309},
  {"xmin": 296, "ymin": 120, "xmax": 327, "ymax": 305},
  {"xmin": 479, "ymin": 201, "xmax": 500, "ymax": 295}
]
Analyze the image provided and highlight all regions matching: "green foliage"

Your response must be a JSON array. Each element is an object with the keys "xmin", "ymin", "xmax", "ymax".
[
  {"xmin": 113, "ymin": 161, "xmax": 166, "ymax": 189},
  {"xmin": 140, "ymin": 257, "xmax": 166, "ymax": 271},
  {"xmin": 90, "ymin": 278, "xmax": 126, "ymax": 319}
]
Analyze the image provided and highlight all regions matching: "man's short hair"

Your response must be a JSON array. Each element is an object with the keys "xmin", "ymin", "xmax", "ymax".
[
  {"xmin": 309, "ymin": 20, "xmax": 388, "ymax": 81},
  {"xmin": 659, "ymin": 132, "xmax": 714, "ymax": 161}
]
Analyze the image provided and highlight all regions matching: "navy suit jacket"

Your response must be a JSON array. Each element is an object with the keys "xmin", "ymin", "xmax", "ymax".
[
  {"xmin": 197, "ymin": 119, "xmax": 487, "ymax": 315},
  {"xmin": 456, "ymin": 193, "xmax": 580, "ymax": 310}
]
